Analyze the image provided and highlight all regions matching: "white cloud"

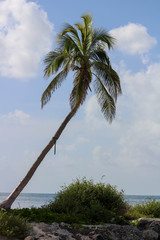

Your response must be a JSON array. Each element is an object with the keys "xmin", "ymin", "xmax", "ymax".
[
  {"xmin": 121, "ymin": 62, "xmax": 160, "ymax": 120},
  {"xmin": 85, "ymin": 95, "xmax": 106, "ymax": 128},
  {"xmin": 116, "ymin": 61, "xmax": 160, "ymax": 168},
  {"xmin": 84, "ymin": 59, "xmax": 160, "ymax": 171},
  {"xmin": 84, "ymin": 95, "xmax": 121, "ymax": 131},
  {"xmin": 92, "ymin": 145, "xmax": 113, "ymax": 166},
  {"xmin": 110, "ymin": 23, "xmax": 157, "ymax": 58},
  {"xmin": 59, "ymin": 136, "xmax": 90, "ymax": 152},
  {"xmin": 141, "ymin": 54, "xmax": 150, "ymax": 64},
  {"xmin": 0, "ymin": 0, "xmax": 54, "ymax": 79},
  {"xmin": 0, "ymin": 109, "xmax": 30, "ymax": 125},
  {"xmin": 118, "ymin": 121, "xmax": 160, "ymax": 168}
]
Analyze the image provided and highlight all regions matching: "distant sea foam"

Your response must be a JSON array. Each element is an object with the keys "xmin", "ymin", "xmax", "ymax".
[{"xmin": 0, "ymin": 193, "xmax": 160, "ymax": 209}]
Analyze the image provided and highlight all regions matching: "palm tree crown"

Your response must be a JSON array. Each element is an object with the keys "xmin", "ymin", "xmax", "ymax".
[{"xmin": 41, "ymin": 13, "xmax": 122, "ymax": 123}]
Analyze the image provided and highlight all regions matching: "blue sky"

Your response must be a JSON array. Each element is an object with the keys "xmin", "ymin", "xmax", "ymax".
[{"xmin": 0, "ymin": 0, "xmax": 160, "ymax": 195}]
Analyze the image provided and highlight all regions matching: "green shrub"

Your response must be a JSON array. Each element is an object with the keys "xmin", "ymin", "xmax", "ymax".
[
  {"xmin": 0, "ymin": 210, "xmax": 30, "ymax": 239},
  {"xmin": 10, "ymin": 206, "xmax": 128, "ymax": 225},
  {"xmin": 9, "ymin": 207, "xmax": 89, "ymax": 224},
  {"xmin": 46, "ymin": 178, "xmax": 127, "ymax": 222},
  {"xmin": 7, "ymin": 179, "xmax": 128, "ymax": 225},
  {"xmin": 125, "ymin": 199, "xmax": 160, "ymax": 219}
]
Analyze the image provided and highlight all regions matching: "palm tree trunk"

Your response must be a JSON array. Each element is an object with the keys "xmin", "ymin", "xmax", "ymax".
[{"xmin": 0, "ymin": 105, "xmax": 79, "ymax": 209}]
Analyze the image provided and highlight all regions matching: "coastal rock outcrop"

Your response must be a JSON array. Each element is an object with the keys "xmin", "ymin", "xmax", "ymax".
[
  {"xmin": 23, "ymin": 219, "xmax": 160, "ymax": 240},
  {"xmin": 137, "ymin": 218, "xmax": 160, "ymax": 239}
]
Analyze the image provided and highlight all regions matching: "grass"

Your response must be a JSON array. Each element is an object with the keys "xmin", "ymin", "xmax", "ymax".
[
  {"xmin": 125, "ymin": 199, "xmax": 160, "ymax": 220},
  {"xmin": 0, "ymin": 209, "xmax": 30, "ymax": 239},
  {"xmin": 9, "ymin": 206, "xmax": 128, "ymax": 225}
]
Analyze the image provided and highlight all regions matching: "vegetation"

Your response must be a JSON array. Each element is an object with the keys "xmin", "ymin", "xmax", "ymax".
[
  {"xmin": 1, "ymin": 180, "xmax": 160, "ymax": 239},
  {"xmin": 9, "ymin": 208, "xmax": 88, "ymax": 224},
  {"xmin": 9, "ymin": 207, "xmax": 127, "ymax": 225},
  {"xmin": 125, "ymin": 199, "xmax": 160, "ymax": 219},
  {"xmin": 9, "ymin": 181, "xmax": 160, "ymax": 225},
  {"xmin": 8, "ymin": 179, "xmax": 128, "ymax": 225},
  {"xmin": 0, "ymin": 209, "xmax": 30, "ymax": 239},
  {"xmin": 47, "ymin": 178, "xmax": 127, "ymax": 216}
]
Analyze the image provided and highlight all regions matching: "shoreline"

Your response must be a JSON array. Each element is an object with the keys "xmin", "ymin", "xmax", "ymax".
[{"xmin": 23, "ymin": 218, "xmax": 160, "ymax": 240}]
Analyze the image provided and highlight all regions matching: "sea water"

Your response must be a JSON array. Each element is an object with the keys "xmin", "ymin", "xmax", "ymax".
[
  {"xmin": 0, "ymin": 193, "xmax": 56, "ymax": 209},
  {"xmin": 0, "ymin": 193, "xmax": 160, "ymax": 209},
  {"xmin": 125, "ymin": 195, "xmax": 160, "ymax": 206}
]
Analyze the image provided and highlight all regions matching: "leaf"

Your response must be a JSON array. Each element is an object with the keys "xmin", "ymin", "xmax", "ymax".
[{"xmin": 94, "ymin": 76, "xmax": 116, "ymax": 123}]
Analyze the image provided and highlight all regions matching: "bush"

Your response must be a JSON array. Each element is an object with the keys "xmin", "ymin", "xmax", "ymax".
[
  {"xmin": 7, "ymin": 179, "xmax": 128, "ymax": 225},
  {"xmin": 126, "ymin": 199, "xmax": 160, "ymax": 219},
  {"xmin": 0, "ymin": 209, "xmax": 30, "ymax": 239},
  {"xmin": 46, "ymin": 178, "xmax": 128, "ymax": 222},
  {"xmin": 10, "ymin": 207, "xmax": 88, "ymax": 224}
]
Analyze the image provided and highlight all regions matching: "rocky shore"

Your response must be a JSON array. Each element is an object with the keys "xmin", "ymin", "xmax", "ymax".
[
  {"xmin": 24, "ymin": 218, "xmax": 160, "ymax": 240},
  {"xmin": 1, "ymin": 218, "xmax": 160, "ymax": 240}
]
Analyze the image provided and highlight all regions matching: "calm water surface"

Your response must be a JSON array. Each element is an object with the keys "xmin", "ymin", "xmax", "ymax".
[{"xmin": 0, "ymin": 193, "xmax": 160, "ymax": 209}]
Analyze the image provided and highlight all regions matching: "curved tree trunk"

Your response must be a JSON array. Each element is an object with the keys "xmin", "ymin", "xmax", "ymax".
[{"xmin": 0, "ymin": 105, "xmax": 79, "ymax": 209}]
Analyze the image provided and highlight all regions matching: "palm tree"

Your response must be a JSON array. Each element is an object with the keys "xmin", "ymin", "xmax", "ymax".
[{"xmin": 0, "ymin": 14, "xmax": 122, "ymax": 209}]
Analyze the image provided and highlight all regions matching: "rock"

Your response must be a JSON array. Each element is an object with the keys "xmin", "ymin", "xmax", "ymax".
[
  {"xmin": 90, "ymin": 233, "xmax": 104, "ymax": 240},
  {"xmin": 142, "ymin": 230, "xmax": 158, "ymax": 240},
  {"xmin": 149, "ymin": 221, "xmax": 160, "ymax": 234},
  {"xmin": 0, "ymin": 237, "xmax": 11, "ymax": 240},
  {"xmin": 29, "ymin": 222, "xmax": 75, "ymax": 240},
  {"xmin": 79, "ymin": 236, "xmax": 91, "ymax": 240},
  {"xmin": 105, "ymin": 224, "xmax": 144, "ymax": 240},
  {"xmin": 24, "ymin": 220, "xmax": 160, "ymax": 240},
  {"xmin": 137, "ymin": 218, "xmax": 160, "ymax": 239},
  {"xmin": 137, "ymin": 218, "xmax": 160, "ymax": 231},
  {"xmin": 24, "ymin": 237, "xmax": 35, "ymax": 240}
]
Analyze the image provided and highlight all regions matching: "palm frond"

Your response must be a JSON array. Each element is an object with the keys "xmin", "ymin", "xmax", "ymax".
[
  {"xmin": 43, "ymin": 51, "xmax": 60, "ymax": 77},
  {"xmin": 75, "ymin": 23, "xmax": 85, "ymax": 50},
  {"xmin": 59, "ymin": 23, "xmax": 82, "ymax": 52},
  {"xmin": 93, "ymin": 61, "xmax": 122, "ymax": 101},
  {"xmin": 81, "ymin": 13, "xmax": 92, "ymax": 33},
  {"xmin": 90, "ymin": 28, "xmax": 115, "ymax": 51},
  {"xmin": 41, "ymin": 67, "xmax": 69, "ymax": 108},
  {"xmin": 76, "ymin": 14, "xmax": 93, "ymax": 54},
  {"xmin": 57, "ymin": 33, "xmax": 82, "ymax": 55},
  {"xmin": 44, "ymin": 50, "xmax": 69, "ymax": 78},
  {"xmin": 70, "ymin": 70, "xmax": 91, "ymax": 109},
  {"xmin": 94, "ymin": 76, "xmax": 116, "ymax": 123},
  {"xmin": 90, "ymin": 48, "xmax": 110, "ymax": 65}
]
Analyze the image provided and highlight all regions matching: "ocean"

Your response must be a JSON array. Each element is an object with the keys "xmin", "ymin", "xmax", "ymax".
[
  {"xmin": 0, "ymin": 193, "xmax": 56, "ymax": 209},
  {"xmin": 0, "ymin": 193, "xmax": 160, "ymax": 209}
]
